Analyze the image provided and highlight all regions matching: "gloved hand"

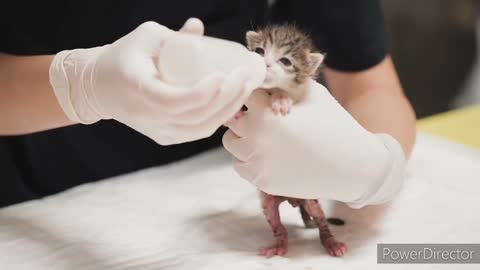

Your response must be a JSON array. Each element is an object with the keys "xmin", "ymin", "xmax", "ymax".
[
  {"xmin": 223, "ymin": 80, "xmax": 407, "ymax": 209},
  {"xmin": 49, "ymin": 18, "xmax": 265, "ymax": 145}
]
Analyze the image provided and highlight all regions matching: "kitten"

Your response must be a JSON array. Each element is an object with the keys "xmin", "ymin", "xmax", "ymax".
[{"xmin": 245, "ymin": 24, "xmax": 347, "ymax": 257}]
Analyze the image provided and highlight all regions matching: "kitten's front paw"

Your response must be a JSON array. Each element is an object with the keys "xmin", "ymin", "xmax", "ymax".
[{"xmin": 270, "ymin": 93, "xmax": 293, "ymax": 116}]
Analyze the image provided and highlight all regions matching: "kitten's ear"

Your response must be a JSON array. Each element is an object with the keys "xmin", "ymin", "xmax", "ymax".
[
  {"xmin": 246, "ymin": 31, "xmax": 260, "ymax": 47},
  {"xmin": 309, "ymin": 53, "xmax": 325, "ymax": 73}
]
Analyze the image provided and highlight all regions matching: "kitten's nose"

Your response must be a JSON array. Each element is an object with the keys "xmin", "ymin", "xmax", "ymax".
[{"xmin": 266, "ymin": 63, "xmax": 271, "ymax": 68}]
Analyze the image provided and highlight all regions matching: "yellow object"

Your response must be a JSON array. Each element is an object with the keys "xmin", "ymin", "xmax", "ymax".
[{"xmin": 417, "ymin": 105, "xmax": 480, "ymax": 149}]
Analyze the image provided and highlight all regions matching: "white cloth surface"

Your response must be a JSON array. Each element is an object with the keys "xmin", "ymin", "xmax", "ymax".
[{"xmin": 1, "ymin": 132, "xmax": 479, "ymax": 270}]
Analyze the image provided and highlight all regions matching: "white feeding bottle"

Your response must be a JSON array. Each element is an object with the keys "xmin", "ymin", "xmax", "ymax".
[{"xmin": 157, "ymin": 32, "xmax": 266, "ymax": 87}]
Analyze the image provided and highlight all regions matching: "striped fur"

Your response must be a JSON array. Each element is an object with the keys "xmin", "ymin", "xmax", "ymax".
[{"xmin": 246, "ymin": 24, "xmax": 323, "ymax": 84}]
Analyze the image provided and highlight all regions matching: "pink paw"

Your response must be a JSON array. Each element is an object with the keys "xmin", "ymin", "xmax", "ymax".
[
  {"xmin": 259, "ymin": 244, "xmax": 288, "ymax": 258},
  {"xmin": 324, "ymin": 238, "xmax": 347, "ymax": 257},
  {"xmin": 225, "ymin": 111, "xmax": 245, "ymax": 126},
  {"xmin": 270, "ymin": 93, "xmax": 293, "ymax": 116}
]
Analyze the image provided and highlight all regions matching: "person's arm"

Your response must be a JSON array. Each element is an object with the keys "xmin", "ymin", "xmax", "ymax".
[
  {"xmin": 0, "ymin": 19, "xmax": 266, "ymax": 146},
  {"xmin": 0, "ymin": 54, "xmax": 74, "ymax": 135},
  {"xmin": 325, "ymin": 56, "xmax": 416, "ymax": 157}
]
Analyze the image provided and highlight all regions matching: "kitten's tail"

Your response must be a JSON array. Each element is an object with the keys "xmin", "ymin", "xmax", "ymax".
[
  {"xmin": 299, "ymin": 206, "xmax": 318, "ymax": 228},
  {"xmin": 299, "ymin": 205, "xmax": 346, "ymax": 228}
]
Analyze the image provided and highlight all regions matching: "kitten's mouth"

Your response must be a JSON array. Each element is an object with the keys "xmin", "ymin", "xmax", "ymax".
[
  {"xmin": 262, "ymin": 74, "xmax": 276, "ymax": 89},
  {"xmin": 262, "ymin": 78, "xmax": 275, "ymax": 89},
  {"xmin": 264, "ymin": 75, "xmax": 272, "ymax": 83}
]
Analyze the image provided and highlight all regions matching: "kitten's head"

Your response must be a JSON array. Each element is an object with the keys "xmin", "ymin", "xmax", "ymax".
[{"xmin": 246, "ymin": 25, "xmax": 324, "ymax": 90}]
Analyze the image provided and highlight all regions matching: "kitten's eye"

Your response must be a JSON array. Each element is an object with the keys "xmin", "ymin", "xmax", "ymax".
[
  {"xmin": 254, "ymin": 47, "xmax": 264, "ymax": 56},
  {"xmin": 279, "ymin": 57, "xmax": 292, "ymax": 66}
]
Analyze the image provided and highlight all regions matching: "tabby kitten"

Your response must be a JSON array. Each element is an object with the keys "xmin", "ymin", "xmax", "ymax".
[{"xmin": 246, "ymin": 24, "xmax": 347, "ymax": 257}]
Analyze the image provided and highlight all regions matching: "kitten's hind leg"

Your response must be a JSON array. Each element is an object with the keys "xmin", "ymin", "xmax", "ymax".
[
  {"xmin": 259, "ymin": 192, "xmax": 288, "ymax": 257},
  {"xmin": 302, "ymin": 199, "xmax": 347, "ymax": 257},
  {"xmin": 299, "ymin": 205, "xmax": 317, "ymax": 228}
]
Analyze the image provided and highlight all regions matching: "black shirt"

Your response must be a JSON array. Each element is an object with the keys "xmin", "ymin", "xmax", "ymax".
[{"xmin": 0, "ymin": 0, "xmax": 388, "ymax": 207}]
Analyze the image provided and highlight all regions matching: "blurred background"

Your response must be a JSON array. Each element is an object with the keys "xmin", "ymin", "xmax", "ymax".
[{"xmin": 382, "ymin": 0, "xmax": 480, "ymax": 118}]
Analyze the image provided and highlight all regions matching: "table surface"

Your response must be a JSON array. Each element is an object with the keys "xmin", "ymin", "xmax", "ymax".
[
  {"xmin": 418, "ymin": 105, "xmax": 480, "ymax": 149},
  {"xmin": 0, "ymin": 132, "xmax": 479, "ymax": 270}
]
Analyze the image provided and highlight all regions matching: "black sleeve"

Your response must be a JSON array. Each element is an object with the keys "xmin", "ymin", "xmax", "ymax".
[
  {"xmin": 0, "ymin": 12, "xmax": 4, "ymax": 52},
  {"xmin": 272, "ymin": 0, "xmax": 388, "ymax": 72}
]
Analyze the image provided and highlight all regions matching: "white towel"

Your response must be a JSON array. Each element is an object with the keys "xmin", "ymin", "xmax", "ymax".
[{"xmin": 1, "ymin": 133, "xmax": 479, "ymax": 270}]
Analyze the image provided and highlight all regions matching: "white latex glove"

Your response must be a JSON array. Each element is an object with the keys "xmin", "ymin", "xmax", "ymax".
[
  {"xmin": 223, "ymin": 80, "xmax": 407, "ymax": 209},
  {"xmin": 49, "ymin": 18, "xmax": 265, "ymax": 145}
]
